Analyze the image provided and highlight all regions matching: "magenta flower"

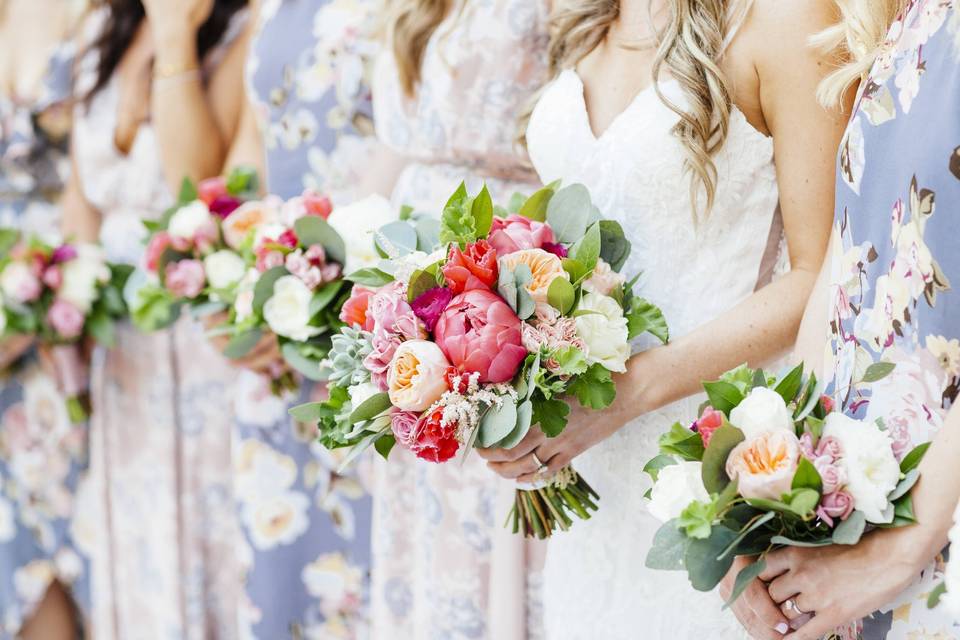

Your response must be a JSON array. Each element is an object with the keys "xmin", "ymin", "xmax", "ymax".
[
  {"xmin": 541, "ymin": 242, "xmax": 568, "ymax": 259},
  {"xmin": 411, "ymin": 287, "xmax": 454, "ymax": 332},
  {"xmin": 51, "ymin": 244, "xmax": 78, "ymax": 264},
  {"xmin": 209, "ymin": 195, "xmax": 243, "ymax": 219}
]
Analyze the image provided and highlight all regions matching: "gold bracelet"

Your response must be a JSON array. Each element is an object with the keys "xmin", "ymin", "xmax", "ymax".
[{"xmin": 153, "ymin": 60, "xmax": 201, "ymax": 80}]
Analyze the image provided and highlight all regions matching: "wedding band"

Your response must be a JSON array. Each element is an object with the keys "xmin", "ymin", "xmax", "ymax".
[
  {"xmin": 784, "ymin": 599, "xmax": 806, "ymax": 615},
  {"xmin": 530, "ymin": 452, "xmax": 547, "ymax": 473}
]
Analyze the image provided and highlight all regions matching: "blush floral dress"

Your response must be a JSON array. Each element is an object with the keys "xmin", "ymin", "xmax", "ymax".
[
  {"xmin": 0, "ymin": 42, "xmax": 90, "ymax": 637},
  {"xmin": 370, "ymin": 2, "xmax": 550, "ymax": 638},
  {"xmin": 824, "ymin": 0, "xmax": 960, "ymax": 637},
  {"xmin": 234, "ymin": 1, "xmax": 379, "ymax": 637}
]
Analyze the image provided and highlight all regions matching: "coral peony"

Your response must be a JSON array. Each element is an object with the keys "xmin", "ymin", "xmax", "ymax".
[
  {"xmin": 433, "ymin": 288, "xmax": 526, "ymax": 384},
  {"xmin": 144, "ymin": 232, "xmax": 173, "ymax": 273},
  {"xmin": 488, "ymin": 214, "xmax": 555, "ymax": 255},
  {"xmin": 198, "ymin": 176, "xmax": 228, "ymax": 206},
  {"xmin": 442, "ymin": 240, "xmax": 498, "ymax": 294}
]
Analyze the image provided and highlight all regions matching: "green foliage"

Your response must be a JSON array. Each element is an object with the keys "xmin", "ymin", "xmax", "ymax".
[
  {"xmin": 645, "ymin": 520, "xmax": 691, "ymax": 571},
  {"xmin": 643, "ymin": 454, "xmax": 678, "ymax": 482},
  {"xmin": 570, "ymin": 222, "xmax": 601, "ymax": 272},
  {"xmin": 252, "ymin": 266, "xmax": 289, "ymax": 315},
  {"xmin": 439, "ymin": 182, "xmax": 478, "ymax": 246},
  {"xmin": 773, "ymin": 363, "xmax": 805, "ymax": 404},
  {"xmin": 177, "ymin": 177, "xmax": 198, "ymax": 204},
  {"xmin": 700, "ymin": 424, "xmax": 745, "ymax": 493},
  {"xmin": 724, "ymin": 559, "xmax": 767, "ymax": 608},
  {"xmin": 349, "ymin": 392, "xmax": 393, "ymax": 423},
  {"xmin": 346, "ymin": 268, "xmax": 394, "ymax": 287},
  {"xmin": 547, "ymin": 277, "xmax": 576, "ymax": 315},
  {"xmin": 478, "ymin": 396, "xmax": 519, "ymax": 447},
  {"xmin": 831, "ymin": 511, "xmax": 866, "ymax": 544},
  {"xmin": 626, "ymin": 296, "xmax": 669, "ymax": 343},
  {"xmin": 224, "ymin": 329, "xmax": 263, "ymax": 359},
  {"xmin": 546, "ymin": 184, "xmax": 592, "ymax": 243},
  {"xmin": 531, "ymin": 396, "xmax": 570, "ymax": 437},
  {"xmin": 862, "ymin": 361, "xmax": 896, "ymax": 383},
  {"xmin": 702, "ymin": 381, "xmax": 744, "ymax": 415},
  {"xmin": 791, "ymin": 457, "xmax": 823, "ymax": 493},
  {"xmin": 678, "ymin": 500, "xmax": 717, "ymax": 540},
  {"xmin": 518, "ymin": 185, "xmax": 555, "ymax": 222},
  {"xmin": 658, "ymin": 422, "xmax": 706, "ymax": 462},
  {"xmin": 598, "ymin": 220, "xmax": 630, "ymax": 272},
  {"xmin": 225, "ymin": 165, "xmax": 259, "ymax": 197},
  {"xmin": 295, "ymin": 216, "xmax": 346, "ymax": 265},
  {"xmin": 568, "ymin": 363, "xmax": 616, "ymax": 410}
]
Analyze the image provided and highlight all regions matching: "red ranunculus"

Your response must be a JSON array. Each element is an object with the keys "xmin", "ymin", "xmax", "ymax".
[
  {"xmin": 442, "ymin": 240, "xmax": 498, "ymax": 295},
  {"xmin": 411, "ymin": 407, "xmax": 459, "ymax": 463},
  {"xmin": 433, "ymin": 288, "xmax": 526, "ymax": 384},
  {"xmin": 694, "ymin": 406, "xmax": 724, "ymax": 447}
]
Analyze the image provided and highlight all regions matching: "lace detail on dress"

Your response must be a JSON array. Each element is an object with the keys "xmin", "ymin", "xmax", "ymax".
[{"xmin": 526, "ymin": 68, "xmax": 778, "ymax": 639}]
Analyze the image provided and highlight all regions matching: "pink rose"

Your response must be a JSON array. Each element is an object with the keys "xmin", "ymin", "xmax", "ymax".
[
  {"xmin": 488, "ymin": 215, "xmax": 555, "ymax": 255},
  {"xmin": 433, "ymin": 288, "xmax": 527, "ymax": 384},
  {"xmin": 817, "ymin": 490, "xmax": 855, "ymax": 527},
  {"xmin": 145, "ymin": 232, "xmax": 173, "ymax": 273},
  {"xmin": 694, "ymin": 406, "xmax": 725, "ymax": 448},
  {"xmin": 813, "ymin": 457, "xmax": 847, "ymax": 495},
  {"xmin": 726, "ymin": 430, "xmax": 802, "ymax": 501},
  {"xmin": 46, "ymin": 299, "xmax": 85, "ymax": 340},
  {"xmin": 364, "ymin": 331, "xmax": 402, "ymax": 391},
  {"xmin": 390, "ymin": 409, "xmax": 420, "ymax": 450},
  {"xmin": 368, "ymin": 282, "xmax": 427, "ymax": 342},
  {"xmin": 165, "ymin": 259, "xmax": 206, "ymax": 299},
  {"xmin": 0, "ymin": 262, "xmax": 42, "ymax": 303},
  {"xmin": 198, "ymin": 176, "xmax": 228, "ymax": 206},
  {"xmin": 42, "ymin": 265, "xmax": 63, "ymax": 289},
  {"xmin": 340, "ymin": 286, "xmax": 375, "ymax": 331}
]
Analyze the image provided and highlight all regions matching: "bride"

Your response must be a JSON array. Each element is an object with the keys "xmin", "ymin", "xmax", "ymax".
[{"xmin": 479, "ymin": 0, "xmax": 851, "ymax": 637}]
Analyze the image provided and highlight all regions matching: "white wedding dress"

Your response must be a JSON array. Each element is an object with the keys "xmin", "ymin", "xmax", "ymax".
[{"xmin": 525, "ymin": 31, "xmax": 781, "ymax": 640}]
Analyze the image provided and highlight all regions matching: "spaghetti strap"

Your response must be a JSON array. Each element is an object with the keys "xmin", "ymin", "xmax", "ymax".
[{"xmin": 722, "ymin": 0, "xmax": 755, "ymax": 53}]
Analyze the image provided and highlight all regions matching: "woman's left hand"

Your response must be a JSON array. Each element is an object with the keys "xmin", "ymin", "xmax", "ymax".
[{"xmin": 754, "ymin": 527, "xmax": 925, "ymax": 639}]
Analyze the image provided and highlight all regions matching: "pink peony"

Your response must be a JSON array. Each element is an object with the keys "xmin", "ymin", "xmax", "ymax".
[
  {"xmin": 488, "ymin": 215, "xmax": 555, "ymax": 256},
  {"xmin": 817, "ymin": 490, "xmax": 855, "ymax": 527},
  {"xmin": 433, "ymin": 288, "xmax": 527, "ymax": 384},
  {"xmin": 694, "ymin": 406, "xmax": 725, "ymax": 448},
  {"xmin": 411, "ymin": 407, "xmax": 460, "ymax": 463},
  {"xmin": 46, "ymin": 299, "xmax": 85, "ymax": 340},
  {"xmin": 340, "ymin": 286, "xmax": 375, "ymax": 331},
  {"xmin": 165, "ymin": 259, "xmax": 206, "ymax": 299},
  {"xmin": 411, "ymin": 287, "xmax": 454, "ymax": 332},
  {"xmin": 390, "ymin": 409, "xmax": 420, "ymax": 450}
]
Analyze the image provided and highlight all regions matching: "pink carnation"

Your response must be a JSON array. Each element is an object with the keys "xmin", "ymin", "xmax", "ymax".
[
  {"xmin": 488, "ymin": 215, "xmax": 555, "ymax": 255},
  {"xmin": 165, "ymin": 259, "xmax": 206, "ymax": 299},
  {"xmin": 47, "ymin": 299, "xmax": 85, "ymax": 340}
]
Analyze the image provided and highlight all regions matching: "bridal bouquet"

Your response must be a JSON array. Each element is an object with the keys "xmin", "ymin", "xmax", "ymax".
[
  {"xmin": 0, "ymin": 229, "xmax": 132, "ymax": 419},
  {"xmin": 644, "ymin": 363, "xmax": 930, "ymax": 603},
  {"xmin": 292, "ymin": 182, "xmax": 669, "ymax": 538},
  {"xmin": 127, "ymin": 168, "xmax": 355, "ymax": 393}
]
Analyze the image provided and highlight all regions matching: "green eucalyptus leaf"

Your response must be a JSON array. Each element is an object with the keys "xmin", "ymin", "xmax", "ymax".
[
  {"xmin": 701, "ymin": 424, "xmax": 745, "ymax": 494},
  {"xmin": 831, "ymin": 511, "xmax": 866, "ymax": 544},
  {"xmin": 644, "ymin": 520, "xmax": 691, "ymax": 571},
  {"xmin": 288, "ymin": 401, "xmax": 325, "ymax": 423},
  {"xmin": 295, "ymin": 216, "xmax": 346, "ymax": 265},
  {"xmin": 518, "ymin": 185, "xmax": 554, "ymax": 222},
  {"xmin": 702, "ymin": 381, "xmax": 743, "ymax": 416},
  {"xmin": 507, "ymin": 192, "xmax": 527, "ymax": 214},
  {"xmin": 376, "ymin": 220, "xmax": 419, "ymax": 257},
  {"xmin": 478, "ymin": 398, "xmax": 519, "ymax": 448},
  {"xmin": 723, "ymin": 558, "xmax": 767, "ymax": 609},
  {"xmin": 900, "ymin": 442, "xmax": 931, "ymax": 474},
  {"xmin": 310, "ymin": 280, "xmax": 345, "ymax": 317},
  {"xmin": 769, "ymin": 536, "xmax": 833, "ymax": 548},
  {"xmin": 787, "ymin": 488, "xmax": 821, "ymax": 517},
  {"xmin": 888, "ymin": 468, "xmax": 920, "ymax": 502},
  {"xmin": 497, "ymin": 400, "xmax": 533, "ymax": 449},
  {"xmin": 349, "ymin": 392, "xmax": 393, "ymax": 424},
  {"xmin": 791, "ymin": 457, "xmax": 823, "ymax": 493},
  {"xmin": 375, "ymin": 434, "xmax": 396, "ymax": 460},
  {"xmin": 561, "ymin": 258, "xmax": 589, "ymax": 284},
  {"xmin": 252, "ymin": 266, "xmax": 289, "ymax": 314},
  {"xmin": 281, "ymin": 342, "xmax": 327, "ymax": 381},
  {"xmin": 546, "ymin": 184, "xmax": 591, "ymax": 243},
  {"xmin": 571, "ymin": 222, "xmax": 601, "ymax": 272},
  {"xmin": 547, "ymin": 277, "xmax": 576, "ymax": 315},
  {"xmin": 643, "ymin": 454, "xmax": 678, "ymax": 482},
  {"xmin": 346, "ymin": 268, "xmax": 394, "ymax": 287},
  {"xmin": 415, "ymin": 216, "xmax": 441, "ymax": 252},
  {"xmin": 598, "ymin": 220, "xmax": 630, "ymax": 272},
  {"xmin": 224, "ymin": 328, "xmax": 263, "ymax": 359},
  {"xmin": 684, "ymin": 526, "xmax": 738, "ymax": 591}
]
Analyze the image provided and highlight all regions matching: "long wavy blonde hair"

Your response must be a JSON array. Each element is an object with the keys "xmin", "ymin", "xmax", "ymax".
[
  {"xmin": 814, "ymin": 0, "xmax": 907, "ymax": 107},
  {"xmin": 386, "ymin": 0, "xmax": 454, "ymax": 97},
  {"xmin": 532, "ymin": 0, "xmax": 740, "ymax": 215}
]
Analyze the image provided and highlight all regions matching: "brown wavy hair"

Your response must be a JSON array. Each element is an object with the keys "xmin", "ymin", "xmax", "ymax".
[{"xmin": 386, "ymin": 0, "xmax": 454, "ymax": 97}]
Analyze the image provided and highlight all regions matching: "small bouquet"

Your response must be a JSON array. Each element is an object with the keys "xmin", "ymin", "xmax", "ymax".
[
  {"xmin": 127, "ymin": 168, "xmax": 353, "ymax": 394},
  {"xmin": 293, "ymin": 182, "xmax": 669, "ymax": 538},
  {"xmin": 644, "ymin": 363, "xmax": 930, "ymax": 604},
  {"xmin": 0, "ymin": 229, "xmax": 132, "ymax": 420}
]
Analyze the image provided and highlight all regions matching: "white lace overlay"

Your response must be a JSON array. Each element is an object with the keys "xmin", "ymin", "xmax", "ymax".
[{"xmin": 526, "ymin": 70, "xmax": 779, "ymax": 639}]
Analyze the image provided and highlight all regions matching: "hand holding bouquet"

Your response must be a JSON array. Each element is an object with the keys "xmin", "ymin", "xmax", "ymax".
[
  {"xmin": 0, "ymin": 229, "xmax": 132, "ymax": 420},
  {"xmin": 293, "ymin": 182, "xmax": 669, "ymax": 538},
  {"xmin": 644, "ymin": 363, "xmax": 929, "ymax": 605}
]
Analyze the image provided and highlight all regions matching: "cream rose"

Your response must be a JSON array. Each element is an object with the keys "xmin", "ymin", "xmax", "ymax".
[
  {"xmin": 498, "ymin": 248, "xmax": 570, "ymax": 309},
  {"xmin": 726, "ymin": 430, "xmax": 802, "ymax": 501},
  {"xmin": 729, "ymin": 387, "xmax": 794, "ymax": 439},
  {"xmin": 648, "ymin": 461, "xmax": 710, "ymax": 523},
  {"xmin": 223, "ymin": 199, "xmax": 282, "ymax": 249},
  {"xmin": 386, "ymin": 339, "xmax": 450, "ymax": 412},
  {"xmin": 203, "ymin": 250, "xmax": 247, "ymax": 290},
  {"xmin": 822, "ymin": 412, "xmax": 900, "ymax": 523},
  {"xmin": 263, "ymin": 275, "xmax": 324, "ymax": 341},
  {"xmin": 59, "ymin": 244, "xmax": 110, "ymax": 314},
  {"xmin": 327, "ymin": 194, "xmax": 396, "ymax": 273},
  {"xmin": 168, "ymin": 201, "xmax": 214, "ymax": 240},
  {"xmin": 583, "ymin": 258, "xmax": 626, "ymax": 296},
  {"xmin": 574, "ymin": 292, "xmax": 630, "ymax": 373}
]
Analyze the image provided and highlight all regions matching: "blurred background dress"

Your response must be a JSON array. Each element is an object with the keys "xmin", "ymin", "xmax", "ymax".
[
  {"xmin": 369, "ymin": 1, "xmax": 550, "ymax": 637},
  {"xmin": 0, "ymin": 8, "xmax": 90, "ymax": 636},
  {"xmin": 230, "ymin": 0, "xmax": 380, "ymax": 636}
]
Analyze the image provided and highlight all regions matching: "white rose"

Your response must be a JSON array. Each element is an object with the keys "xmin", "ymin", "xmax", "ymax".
[
  {"xmin": 583, "ymin": 258, "xmax": 626, "ymax": 296},
  {"xmin": 233, "ymin": 269, "xmax": 260, "ymax": 323},
  {"xmin": 575, "ymin": 292, "xmax": 630, "ymax": 373},
  {"xmin": 59, "ymin": 244, "xmax": 110, "ymax": 314},
  {"xmin": 327, "ymin": 194, "xmax": 396, "ymax": 273},
  {"xmin": 823, "ymin": 412, "xmax": 900, "ymax": 523},
  {"xmin": 263, "ymin": 275, "xmax": 324, "ymax": 341},
  {"xmin": 0, "ymin": 262, "xmax": 39, "ymax": 303},
  {"xmin": 387, "ymin": 248, "xmax": 446, "ymax": 285},
  {"xmin": 203, "ymin": 250, "xmax": 247, "ymax": 290},
  {"xmin": 648, "ymin": 461, "xmax": 710, "ymax": 523},
  {"xmin": 943, "ymin": 500, "xmax": 960, "ymax": 617},
  {"xmin": 729, "ymin": 387, "xmax": 793, "ymax": 439},
  {"xmin": 168, "ymin": 201, "xmax": 214, "ymax": 240},
  {"xmin": 348, "ymin": 381, "xmax": 381, "ymax": 409}
]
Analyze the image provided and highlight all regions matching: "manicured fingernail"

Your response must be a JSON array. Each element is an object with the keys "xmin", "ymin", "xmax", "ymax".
[{"xmin": 775, "ymin": 622, "xmax": 790, "ymax": 634}]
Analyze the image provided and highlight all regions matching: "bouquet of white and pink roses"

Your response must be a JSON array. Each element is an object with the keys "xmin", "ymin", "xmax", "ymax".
[
  {"xmin": 0, "ymin": 229, "xmax": 132, "ymax": 420},
  {"xmin": 292, "ymin": 182, "xmax": 669, "ymax": 538},
  {"xmin": 126, "ymin": 168, "xmax": 360, "ymax": 394},
  {"xmin": 644, "ymin": 363, "xmax": 930, "ymax": 604}
]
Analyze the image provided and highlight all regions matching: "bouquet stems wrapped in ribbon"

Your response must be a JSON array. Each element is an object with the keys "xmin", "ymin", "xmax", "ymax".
[
  {"xmin": 126, "ymin": 167, "xmax": 354, "ymax": 395},
  {"xmin": 0, "ymin": 229, "xmax": 132, "ymax": 420},
  {"xmin": 644, "ymin": 363, "xmax": 930, "ymax": 605},
  {"xmin": 292, "ymin": 182, "xmax": 669, "ymax": 538}
]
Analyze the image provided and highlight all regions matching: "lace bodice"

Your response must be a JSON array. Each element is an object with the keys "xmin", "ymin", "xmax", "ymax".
[
  {"xmin": 72, "ymin": 9, "xmax": 247, "ymax": 265},
  {"xmin": 527, "ymin": 69, "xmax": 778, "ymax": 639}
]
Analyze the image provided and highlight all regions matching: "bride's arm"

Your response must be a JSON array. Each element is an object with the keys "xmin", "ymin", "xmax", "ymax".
[{"xmin": 479, "ymin": 0, "xmax": 850, "ymax": 481}]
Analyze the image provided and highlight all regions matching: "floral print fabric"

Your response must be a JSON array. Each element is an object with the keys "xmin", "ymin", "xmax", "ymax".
[
  {"xmin": 825, "ymin": 1, "xmax": 960, "ymax": 636},
  {"xmin": 0, "ymin": 43, "xmax": 90, "ymax": 638},
  {"xmin": 236, "ymin": 1, "xmax": 379, "ymax": 637}
]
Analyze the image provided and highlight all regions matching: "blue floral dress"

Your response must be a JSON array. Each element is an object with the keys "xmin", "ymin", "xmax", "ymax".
[
  {"xmin": 234, "ymin": 1, "xmax": 379, "ymax": 637},
  {"xmin": 0, "ymin": 44, "xmax": 90, "ymax": 637},
  {"xmin": 825, "ymin": 0, "xmax": 960, "ymax": 637}
]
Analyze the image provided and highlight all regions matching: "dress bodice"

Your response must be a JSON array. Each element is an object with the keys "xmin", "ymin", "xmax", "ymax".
[
  {"xmin": 247, "ymin": 0, "xmax": 379, "ymax": 201},
  {"xmin": 528, "ymin": 70, "xmax": 779, "ymax": 342},
  {"xmin": 372, "ymin": 0, "xmax": 550, "ymax": 186},
  {"xmin": 72, "ymin": 9, "xmax": 247, "ymax": 265}
]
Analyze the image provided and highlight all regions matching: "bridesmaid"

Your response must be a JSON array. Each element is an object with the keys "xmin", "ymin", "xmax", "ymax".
[
  {"xmin": 60, "ymin": 1, "xmax": 249, "ymax": 637},
  {"xmin": 217, "ymin": 0, "xmax": 384, "ymax": 636},
  {"xmin": 0, "ymin": 0, "xmax": 90, "ymax": 637},
  {"xmin": 369, "ymin": 1, "xmax": 550, "ymax": 637}
]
